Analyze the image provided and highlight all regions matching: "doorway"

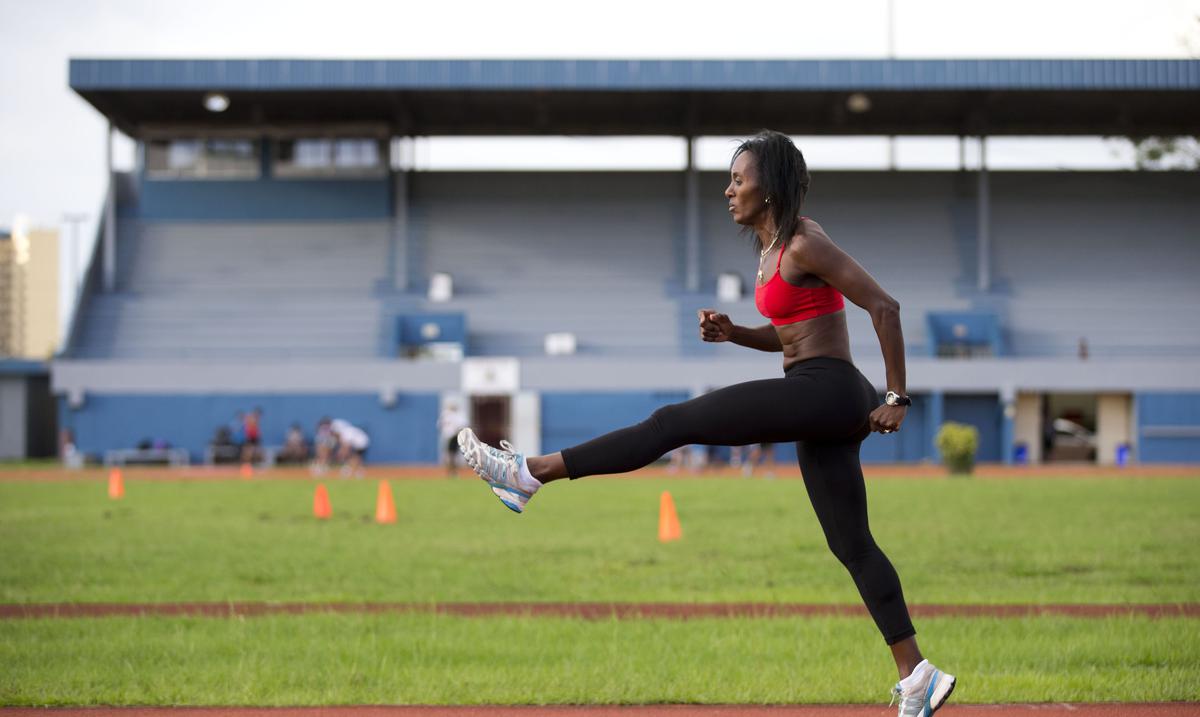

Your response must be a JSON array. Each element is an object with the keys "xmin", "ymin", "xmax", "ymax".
[
  {"xmin": 1043, "ymin": 393, "xmax": 1098, "ymax": 463},
  {"xmin": 470, "ymin": 395, "xmax": 511, "ymax": 448}
]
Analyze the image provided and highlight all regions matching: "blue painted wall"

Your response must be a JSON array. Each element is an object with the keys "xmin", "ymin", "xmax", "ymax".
[
  {"xmin": 58, "ymin": 393, "xmax": 439, "ymax": 463},
  {"xmin": 63, "ymin": 387, "xmax": 1167, "ymax": 465},
  {"xmin": 137, "ymin": 178, "xmax": 392, "ymax": 221},
  {"xmin": 944, "ymin": 394, "xmax": 1003, "ymax": 462},
  {"xmin": 860, "ymin": 393, "xmax": 930, "ymax": 464},
  {"xmin": 135, "ymin": 142, "xmax": 392, "ymax": 221},
  {"xmin": 540, "ymin": 391, "xmax": 690, "ymax": 455},
  {"xmin": 1137, "ymin": 392, "xmax": 1200, "ymax": 463},
  {"xmin": 540, "ymin": 389, "xmax": 934, "ymax": 468}
]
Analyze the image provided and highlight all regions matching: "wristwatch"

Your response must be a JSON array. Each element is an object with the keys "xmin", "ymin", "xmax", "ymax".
[{"xmin": 885, "ymin": 391, "xmax": 912, "ymax": 407}]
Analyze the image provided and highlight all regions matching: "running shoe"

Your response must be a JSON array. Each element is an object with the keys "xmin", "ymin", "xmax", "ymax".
[
  {"xmin": 890, "ymin": 661, "xmax": 956, "ymax": 717},
  {"xmin": 457, "ymin": 427, "xmax": 538, "ymax": 513}
]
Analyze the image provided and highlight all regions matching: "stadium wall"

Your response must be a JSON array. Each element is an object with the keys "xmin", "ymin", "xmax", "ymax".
[
  {"xmin": 135, "ymin": 177, "xmax": 388, "ymax": 221},
  {"xmin": 54, "ymin": 387, "xmax": 1200, "ymax": 467},
  {"xmin": 1136, "ymin": 392, "xmax": 1200, "ymax": 463},
  {"xmin": 132, "ymin": 143, "xmax": 391, "ymax": 221},
  {"xmin": 136, "ymin": 179, "xmax": 392, "ymax": 221},
  {"xmin": 539, "ymin": 391, "xmax": 691, "ymax": 455},
  {"xmin": 57, "ymin": 392, "xmax": 440, "ymax": 464},
  {"xmin": 53, "ymin": 356, "xmax": 1200, "ymax": 465}
]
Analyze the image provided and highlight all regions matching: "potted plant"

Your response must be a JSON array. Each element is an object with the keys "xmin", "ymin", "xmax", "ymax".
[{"xmin": 935, "ymin": 422, "xmax": 979, "ymax": 476}]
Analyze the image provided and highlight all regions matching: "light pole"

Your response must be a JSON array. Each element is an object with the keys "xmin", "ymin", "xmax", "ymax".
[
  {"xmin": 887, "ymin": 0, "xmax": 897, "ymax": 171},
  {"xmin": 61, "ymin": 212, "xmax": 88, "ymax": 298}
]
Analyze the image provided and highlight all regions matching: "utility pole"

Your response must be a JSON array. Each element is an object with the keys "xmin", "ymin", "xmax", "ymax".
[
  {"xmin": 62, "ymin": 213, "xmax": 88, "ymax": 297},
  {"xmin": 886, "ymin": 0, "xmax": 897, "ymax": 171}
]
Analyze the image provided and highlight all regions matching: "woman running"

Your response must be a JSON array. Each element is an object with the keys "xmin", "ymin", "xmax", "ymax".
[{"xmin": 458, "ymin": 130, "xmax": 955, "ymax": 716}]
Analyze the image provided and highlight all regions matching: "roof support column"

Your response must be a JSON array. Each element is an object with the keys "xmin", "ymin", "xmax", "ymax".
[
  {"xmin": 976, "ymin": 135, "xmax": 991, "ymax": 293},
  {"xmin": 684, "ymin": 136, "xmax": 700, "ymax": 293},
  {"xmin": 927, "ymin": 389, "xmax": 945, "ymax": 463},
  {"xmin": 102, "ymin": 121, "xmax": 115, "ymax": 293},
  {"xmin": 389, "ymin": 147, "xmax": 409, "ymax": 292},
  {"xmin": 1001, "ymin": 383, "xmax": 1017, "ymax": 466}
]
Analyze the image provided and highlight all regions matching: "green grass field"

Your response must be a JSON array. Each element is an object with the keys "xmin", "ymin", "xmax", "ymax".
[
  {"xmin": 3, "ymin": 615, "xmax": 1198, "ymax": 705},
  {"xmin": 3, "ymin": 476, "xmax": 1199, "ymax": 603},
  {"xmin": 1, "ymin": 473, "xmax": 1199, "ymax": 705}
]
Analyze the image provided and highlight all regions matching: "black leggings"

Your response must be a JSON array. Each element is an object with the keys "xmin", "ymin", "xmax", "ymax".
[{"xmin": 560, "ymin": 357, "xmax": 916, "ymax": 645}]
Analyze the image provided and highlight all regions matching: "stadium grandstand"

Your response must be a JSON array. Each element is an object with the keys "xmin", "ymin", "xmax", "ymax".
[{"xmin": 52, "ymin": 58, "xmax": 1200, "ymax": 466}]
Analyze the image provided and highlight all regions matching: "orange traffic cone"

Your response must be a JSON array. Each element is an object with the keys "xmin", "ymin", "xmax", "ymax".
[
  {"xmin": 239, "ymin": 462, "xmax": 253, "ymax": 479},
  {"xmin": 107, "ymin": 468, "xmax": 124, "ymax": 500},
  {"xmin": 375, "ymin": 480, "xmax": 396, "ymax": 524},
  {"xmin": 313, "ymin": 484, "xmax": 332, "ymax": 520},
  {"xmin": 658, "ymin": 490, "xmax": 681, "ymax": 542}
]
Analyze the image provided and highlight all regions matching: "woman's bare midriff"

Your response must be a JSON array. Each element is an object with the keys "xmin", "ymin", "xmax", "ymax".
[{"xmin": 776, "ymin": 309, "xmax": 854, "ymax": 370}]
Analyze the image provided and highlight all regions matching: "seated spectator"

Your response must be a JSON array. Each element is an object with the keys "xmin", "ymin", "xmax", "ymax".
[
  {"xmin": 311, "ymin": 417, "xmax": 338, "ymax": 475},
  {"xmin": 277, "ymin": 423, "xmax": 310, "ymax": 464},
  {"xmin": 209, "ymin": 424, "xmax": 240, "ymax": 464}
]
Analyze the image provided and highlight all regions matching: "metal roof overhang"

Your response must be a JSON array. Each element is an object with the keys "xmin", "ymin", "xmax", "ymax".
[{"xmin": 70, "ymin": 59, "xmax": 1200, "ymax": 138}]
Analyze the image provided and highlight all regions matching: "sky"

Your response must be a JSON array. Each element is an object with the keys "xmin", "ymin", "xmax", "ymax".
[{"xmin": 1, "ymin": 0, "xmax": 1198, "ymax": 236}]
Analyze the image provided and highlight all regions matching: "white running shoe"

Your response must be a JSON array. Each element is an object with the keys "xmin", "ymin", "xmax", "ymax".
[
  {"xmin": 457, "ymin": 427, "xmax": 538, "ymax": 513},
  {"xmin": 890, "ymin": 661, "xmax": 956, "ymax": 717}
]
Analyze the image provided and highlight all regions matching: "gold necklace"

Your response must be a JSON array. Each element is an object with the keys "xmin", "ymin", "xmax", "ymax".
[{"xmin": 757, "ymin": 233, "xmax": 781, "ymax": 284}]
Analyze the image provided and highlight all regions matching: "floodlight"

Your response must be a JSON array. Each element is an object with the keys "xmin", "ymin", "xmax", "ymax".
[
  {"xmin": 203, "ymin": 92, "xmax": 230, "ymax": 113},
  {"xmin": 846, "ymin": 93, "xmax": 872, "ymax": 114}
]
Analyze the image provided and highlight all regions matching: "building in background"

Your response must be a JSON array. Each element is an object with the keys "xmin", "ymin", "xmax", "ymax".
[
  {"xmin": 0, "ymin": 222, "xmax": 59, "ymax": 459},
  {"xmin": 0, "ymin": 222, "xmax": 60, "ymax": 360}
]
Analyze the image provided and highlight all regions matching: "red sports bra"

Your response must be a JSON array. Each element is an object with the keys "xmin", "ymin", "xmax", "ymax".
[{"xmin": 754, "ymin": 236, "xmax": 845, "ymax": 326}]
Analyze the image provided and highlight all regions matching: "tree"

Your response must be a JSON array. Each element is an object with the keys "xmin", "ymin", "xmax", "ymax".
[
  {"xmin": 1127, "ymin": 136, "xmax": 1200, "ymax": 170},
  {"xmin": 1120, "ymin": 15, "xmax": 1200, "ymax": 170}
]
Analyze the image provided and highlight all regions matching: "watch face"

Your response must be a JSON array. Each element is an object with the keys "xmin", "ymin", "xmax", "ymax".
[{"xmin": 885, "ymin": 391, "xmax": 898, "ymax": 406}]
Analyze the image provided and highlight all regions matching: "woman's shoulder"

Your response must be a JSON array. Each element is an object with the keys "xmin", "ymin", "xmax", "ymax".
[
  {"xmin": 788, "ymin": 216, "xmax": 832, "ymax": 251},
  {"xmin": 797, "ymin": 215, "xmax": 826, "ymax": 233}
]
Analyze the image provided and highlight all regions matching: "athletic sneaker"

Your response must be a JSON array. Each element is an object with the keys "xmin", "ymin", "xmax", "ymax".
[
  {"xmin": 457, "ymin": 427, "xmax": 540, "ymax": 513},
  {"xmin": 890, "ymin": 660, "xmax": 956, "ymax": 717}
]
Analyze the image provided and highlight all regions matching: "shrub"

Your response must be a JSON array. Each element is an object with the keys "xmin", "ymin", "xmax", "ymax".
[{"xmin": 936, "ymin": 421, "xmax": 979, "ymax": 476}]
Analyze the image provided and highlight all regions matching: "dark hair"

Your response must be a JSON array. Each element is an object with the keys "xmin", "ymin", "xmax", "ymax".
[{"xmin": 731, "ymin": 130, "xmax": 810, "ymax": 252}]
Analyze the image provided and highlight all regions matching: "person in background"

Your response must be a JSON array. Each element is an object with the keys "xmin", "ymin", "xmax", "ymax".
[
  {"xmin": 60, "ymin": 428, "xmax": 83, "ymax": 469},
  {"xmin": 278, "ymin": 422, "xmax": 309, "ymax": 464},
  {"xmin": 326, "ymin": 417, "xmax": 369, "ymax": 478},
  {"xmin": 437, "ymin": 401, "xmax": 468, "ymax": 477},
  {"xmin": 665, "ymin": 445, "xmax": 692, "ymax": 474},
  {"xmin": 241, "ymin": 407, "xmax": 263, "ymax": 465},
  {"xmin": 744, "ymin": 442, "xmax": 776, "ymax": 479},
  {"xmin": 311, "ymin": 417, "xmax": 338, "ymax": 475},
  {"xmin": 230, "ymin": 411, "xmax": 246, "ymax": 456}
]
